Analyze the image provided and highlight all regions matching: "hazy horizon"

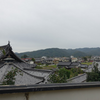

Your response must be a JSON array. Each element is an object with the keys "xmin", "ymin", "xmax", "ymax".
[{"xmin": 15, "ymin": 46, "xmax": 100, "ymax": 53}]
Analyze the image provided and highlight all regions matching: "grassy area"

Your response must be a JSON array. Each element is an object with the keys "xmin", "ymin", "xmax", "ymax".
[
  {"xmin": 35, "ymin": 65, "xmax": 57, "ymax": 70},
  {"xmin": 81, "ymin": 62, "xmax": 93, "ymax": 65}
]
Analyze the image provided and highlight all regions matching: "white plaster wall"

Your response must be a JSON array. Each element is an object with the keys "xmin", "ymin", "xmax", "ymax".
[
  {"xmin": 30, "ymin": 87, "xmax": 100, "ymax": 100},
  {"xmin": 1, "ymin": 87, "xmax": 100, "ymax": 100},
  {"xmin": 0, "ymin": 93, "xmax": 25, "ymax": 100}
]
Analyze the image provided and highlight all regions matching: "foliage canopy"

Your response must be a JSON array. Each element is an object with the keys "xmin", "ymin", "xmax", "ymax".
[{"xmin": 49, "ymin": 68, "xmax": 70, "ymax": 83}]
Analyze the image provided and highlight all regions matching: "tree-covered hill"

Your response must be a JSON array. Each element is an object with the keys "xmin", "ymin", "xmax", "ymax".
[
  {"xmin": 76, "ymin": 47, "xmax": 100, "ymax": 56},
  {"xmin": 16, "ymin": 48, "xmax": 87, "ymax": 58},
  {"xmin": 16, "ymin": 47, "xmax": 100, "ymax": 58}
]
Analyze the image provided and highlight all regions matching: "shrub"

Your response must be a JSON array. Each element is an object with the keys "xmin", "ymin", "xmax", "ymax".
[
  {"xmin": 49, "ymin": 68, "xmax": 70, "ymax": 83},
  {"xmin": 71, "ymin": 67, "xmax": 83, "ymax": 74},
  {"xmin": 2, "ymin": 68, "xmax": 23, "ymax": 85},
  {"xmin": 70, "ymin": 67, "xmax": 83, "ymax": 77}
]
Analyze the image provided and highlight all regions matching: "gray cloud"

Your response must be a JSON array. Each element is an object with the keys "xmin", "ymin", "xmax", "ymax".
[{"xmin": 0, "ymin": 0, "xmax": 100, "ymax": 52}]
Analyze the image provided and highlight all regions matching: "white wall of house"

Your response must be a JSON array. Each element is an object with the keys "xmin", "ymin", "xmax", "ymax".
[{"xmin": 0, "ymin": 87, "xmax": 100, "ymax": 100}]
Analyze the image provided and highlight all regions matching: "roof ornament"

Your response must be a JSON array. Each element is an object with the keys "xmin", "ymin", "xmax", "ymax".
[
  {"xmin": 8, "ymin": 41, "xmax": 12, "ymax": 50},
  {"xmin": 8, "ymin": 41, "xmax": 10, "ymax": 45}
]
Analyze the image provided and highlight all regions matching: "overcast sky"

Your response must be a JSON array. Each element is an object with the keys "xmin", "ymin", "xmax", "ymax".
[{"xmin": 0, "ymin": 0, "xmax": 100, "ymax": 52}]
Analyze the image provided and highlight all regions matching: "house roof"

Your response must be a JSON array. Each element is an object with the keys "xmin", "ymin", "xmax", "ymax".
[
  {"xmin": 0, "ymin": 62, "xmax": 45, "ymax": 85},
  {"xmin": 71, "ymin": 62, "xmax": 80, "ymax": 66},
  {"xmin": 0, "ymin": 43, "xmax": 53, "ymax": 85},
  {"xmin": 0, "ymin": 43, "xmax": 37, "ymax": 69},
  {"xmin": 57, "ymin": 62, "xmax": 80, "ymax": 69},
  {"xmin": 34, "ymin": 58, "xmax": 41, "ymax": 62},
  {"xmin": 0, "ymin": 43, "xmax": 23, "ymax": 62},
  {"xmin": 80, "ymin": 64, "xmax": 88, "ymax": 68},
  {"xmin": 46, "ymin": 58, "xmax": 54, "ymax": 61},
  {"xmin": 57, "ymin": 62, "xmax": 71, "ymax": 66},
  {"xmin": 67, "ymin": 73, "xmax": 87, "ymax": 83},
  {"xmin": 67, "ymin": 65, "xmax": 80, "ymax": 69},
  {"xmin": 21, "ymin": 58, "xmax": 32, "ymax": 61}
]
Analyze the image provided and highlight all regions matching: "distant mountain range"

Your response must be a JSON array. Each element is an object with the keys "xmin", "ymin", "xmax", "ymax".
[{"xmin": 16, "ymin": 47, "xmax": 100, "ymax": 58}]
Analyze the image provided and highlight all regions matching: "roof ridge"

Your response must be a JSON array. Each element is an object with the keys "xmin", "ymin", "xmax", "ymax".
[{"xmin": 10, "ymin": 62, "xmax": 45, "ymax": 80}]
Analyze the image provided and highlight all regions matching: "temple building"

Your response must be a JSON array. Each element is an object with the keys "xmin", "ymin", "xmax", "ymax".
[{"xmin": 0, "ymin": 42, "xmax": 52, "ymax": 85}]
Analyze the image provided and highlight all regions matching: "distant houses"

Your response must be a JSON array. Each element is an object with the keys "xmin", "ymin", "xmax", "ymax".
[
  {"xmin": 31, "ymin": 56, "xmax": 90, "ymax": 70},
  {"xmin": 57, "ymin": 62, "xmax": 80, "ymax": 69},
  {"xmin": 34, "ymin": 56, "xmax": 71, "ymax": 65}
]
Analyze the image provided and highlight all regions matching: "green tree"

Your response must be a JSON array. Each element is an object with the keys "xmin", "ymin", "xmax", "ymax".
[
  {"xmin": 71, "ymin": 67, "xmax": 83, "ymax": 77},
  {"xmin": 82, "ymin": 56, "xmax": 87, "ymax": 61},
  {"xmin": 2, "ymin": 68, "xmax": 23, "ymax": 85},
  {"xmin": 86, "ymin": 63, "xmax": 100, "ymax": 82},
  {"xmin": 21, "ymin": 54, "xmax": 28, "ymax": 58},
  {"xmin": 2, "ymin": 49, "xmax": 6, "ymax": 55},
  {"xmin": 32, "ymin": 58, "xmax": 35, "ymax": 63},
  {"xmin": 49, "ymin": 68, "xmax": 70, "ymax": 83}
]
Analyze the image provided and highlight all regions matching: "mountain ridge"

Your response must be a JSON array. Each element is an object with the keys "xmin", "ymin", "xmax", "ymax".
[{"xmin": 16, "ymin": 47, "xmax": 100, "ymax": 58}]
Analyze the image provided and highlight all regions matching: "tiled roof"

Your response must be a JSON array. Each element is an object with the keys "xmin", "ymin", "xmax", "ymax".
[
  {"xmin": 0, "ymin": 63, "xmax": 44, "ymax": 85},
  {"xmin": 0, "ymin": 43, "xmax": 53, "ymax": 85},
  {"xmin": 80, "ymin": 64, "xmax": 88, "ymax": 68},
  {"xmin": 71, "ymin": 62, "xmax": 80, "ymax": 66},
  {"xmin": 58, "ymin": 62, "xmax": 71, "ymax": 66}
]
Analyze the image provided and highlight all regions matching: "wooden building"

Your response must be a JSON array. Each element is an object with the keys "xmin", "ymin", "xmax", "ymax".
[{"xmin": 0, "ymin": 42, "xmax": 53, "ymax": 85}]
